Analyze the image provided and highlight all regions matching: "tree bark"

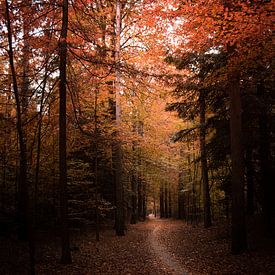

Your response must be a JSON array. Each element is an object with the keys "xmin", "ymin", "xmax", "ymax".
[
  {"xmin": 168, "ymin": 187, "xmax": 172, "ymax": 218},
  {"xmin": 58, "ymin": 0, "xmax": 72, "ymax": 263},
  {"xmin": 160, "ymin": 183, "xmax": 164, "ymax": 218},
  {"xmin": 114, "ymin": 0, "xmax": 125, "ymax": 236},
  {"xmin": 130, "ymin": 172, "xmax": 137, "ymax": 224},
  {"xmin": 178, "ymin": 171, "xmax": 185, "ymax": 219},
  {"xmin": 257, "ymin": 82, "xmax": 272, "ymax": 236},
  {"xmin": 142, "ymin": 183, "xmax": 147, "ymax": 220},
  {"xmin": 137, "ymin": 177, "xmax": 143, "ymax": 220},
  {"xmin": 164, "ymin": 183, "xmax": 168, "ymax": 218},
  {"xmin": 199, "ymin": 90, "xmax": 212, "ymax": 228},
  {"xmin": 94, "ymin": 89, "xmax": 100, "ymax": 241},
  {"xmin": 245, "ymin": 147, "xmax": 254, "ymax": 215},
  {"xmin": 228, "ymin": 70, "xmax": 247, "ymax": 254}
]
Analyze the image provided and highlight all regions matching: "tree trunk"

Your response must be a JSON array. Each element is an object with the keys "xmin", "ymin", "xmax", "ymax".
[
  {"xmin": 160, "ymin": 184, "xmax": 164, "ymax": 218},
  {"xmin": 178, "ymin": 171, "xmax": 185, "ymax": 219},
  {"xmin": 228, "ymin": 70, "xmax": 247, "ymax": 254},
  {"xmin": 245, "ymin": 147, "xmax": 254, "ymax": 215},
  {"xmin": 94, "ymin": 90, "xmax": 100, "ymax": 241},
  {"xmin": 257, "ymin": 82, "xmax": 273, "ymax": 236},
  {"xmin": 168, "ymin": 187, "xmax": 172, "ymax": 218},
  {"xmin": 199, "ymin": 90, "xmax": 212, "ymax": 228},
  {"xmin": 164, "ymin": 184, "xmax": 168, "ymax": 218},
  {"xmin": 58, "ymin": 0, "xmax": 71, "ymax": 263},
  {"xmin": 130, "ymin": 172, "xmax": 137, "ymax": 224},
  {"xmin": 142, "ymin": 183, "xmax": 147, "ymax": 220},
  {"xmin": 1, "ymin": 141, "xmax": 6, "ymax": 212},
  {"xmin": 153, "ymin": 197, "xmax": 157, "ymax": 217},
  {"xmin": 114, "ymin": 0, "xmax": 125, "ymax": 236},
  {"xmin": 137, "ymin": 178, "xmax": 143, "ymax": 220}
]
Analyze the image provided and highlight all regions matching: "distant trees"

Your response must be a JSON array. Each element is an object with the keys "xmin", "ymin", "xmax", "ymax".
[{"xmin": 166, "ymin": 52, "xmax": 223, "ymax": 228}]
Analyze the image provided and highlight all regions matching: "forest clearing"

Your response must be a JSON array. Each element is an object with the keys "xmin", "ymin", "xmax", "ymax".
[{"xmin": 0, "ymin": 0, "xmax": 274, "ymax": 274}]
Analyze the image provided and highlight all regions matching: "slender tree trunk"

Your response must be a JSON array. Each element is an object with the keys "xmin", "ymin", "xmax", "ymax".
[
  {"xmin": 130, "ymin": 172, "xmax": 137, "ymax": 224},
  {"xmin": 22, "ymin": 14, "xmax": 35, "ymax": 271},
  {"xmin": 192, "ymin": 176, "xmax": 195, "ymax": 225},
  {"xmin": 164, "ymin": 183, "xmax": 168, "ymax": 218},
  {"xmin": 160, "ymin": 184, "xmax": 164, "ymax": 218},
  {"xmin": 257, "ymin": 82, "xmax": 272, "ymax": 236},
  {"xmin": 228, "ymin": 70, "xmax": 247, "ymax": 254},
  {"xmin": 2, "ymin": 75, "xmax": 12, "ymax": 212},
  {"xmin": 199, "ymin": 90, "xmax": 212, "ymax": 227},
  {"xmin": 142, "ymin": 183, "xmax": 146, "ymax": 220},
  {"xmin": 130, "ymin": 141, "xmax": 137, "ymax": 224},
  {"xmin": 114, "ymin": 0, "xmax": 125, "ymax": 236},
  {"xmin": 58, "ymin": 0, "xmax": 71, "ymax": 263},
  {"xmin": 245, "ymin": 147, "xmax": 254, "ymax": 215},
  {"xmin": 153, "ymin": 197, "xmax": 157, "ymax": 217},
  {"xmin": 94, "ymin": 90, "xmax": 100, "ymax": 241},
  {"xmin": 168, "ymin": 187, "xmax": 172, "ymax": 218},
  {"xmin": 130, "ymin": 125, "xmax": 138, "ymax": 223},
  {"xmin": 137, "ymin": 178, "xmax": 143, "ymax": 220},
  {"xmin": 178, "ymin": 171, "xmax": 185, "ymax": 219},
  {"xmin": 1, "ymin": 141, "xmax": 6, "ymax": 212}
]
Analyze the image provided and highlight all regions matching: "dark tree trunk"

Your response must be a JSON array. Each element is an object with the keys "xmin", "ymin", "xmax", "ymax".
[
  {"xmin": 137, "ymin": 178, "xmax": 143, "ymax": 220},
  {"xmin": 257, "ymin": 82, "xmax": 273, "ymax": 236},
  {"xmin": 168, "ymin": 187, "xmax": 172, "ymax": 218},
  {"xmin": 160, "ymin": 184, "xmax": 164, "ymax": 218},
  {"xmin": 130, "ymin": 172, "xmax": 137, "ymax": 224},
  {"xmin": 245, "ymin": 147, "xmax": 254, "ymax": 215},
  {"xmin": 114, "ymin": 0, "xmax": 125, "ymax": 236},
  {"xmin": 153, "ymin": 198, "xmax": 157, "ymax": 217},
  {"xmin": 94, "ymin": 90, "xmax": 100, "ymax": 241},
  {"xmin": 58, "ymin": 0, "xmax": 71, "ymax": 264},
  {"xmin": 1, "ymin": 141, "xmax": 6, "ymax": 212},
  {"xmin": 178, "ymin": 170, "xmax": 185, "ymax": 219},
  {"xmin": 228, "ymin": 70, "xmax": 247, "ymax": 254},
  {"xmin": 199, "ymin": 90, "xmax": 212, "ymax": 227},
  {"xmin": 164, "ymin": 184, "xmax": 168, "ymax": 218},
  {"xmin": 142, "ymin": 184, "xmax": 147, "ymax": 220}
]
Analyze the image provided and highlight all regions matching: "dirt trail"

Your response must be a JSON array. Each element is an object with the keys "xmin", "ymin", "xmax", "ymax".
[
  {"xmin": 2, "ymin": 218, "xmax": 273, "ymax": 274},
  {"xmin": 148, "ymin": 218, "xmax": 189, "ymax": 275}
]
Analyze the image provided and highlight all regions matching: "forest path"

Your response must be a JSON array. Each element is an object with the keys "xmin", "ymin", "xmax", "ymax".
[
  {"xmin": 34, "ymin": 218, "xmax": 191, "ymax": 274},
  {"xmin": 6, "ymin": 217, "xmax": 273, "ymax": 274},
  {"xmin": 148, "ymin": 218, "xmax": 190, "ymax": 275}
]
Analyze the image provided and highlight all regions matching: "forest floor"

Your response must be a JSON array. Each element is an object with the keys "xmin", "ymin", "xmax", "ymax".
[{"xmin": 0, "ymin": 217, "xmax": 274, "ymax": 274}]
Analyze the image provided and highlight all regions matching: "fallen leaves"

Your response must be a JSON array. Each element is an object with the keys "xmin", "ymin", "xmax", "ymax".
[{"xmin": 1, "ymin": 218, "xmax": 274, "ymax": 274}]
